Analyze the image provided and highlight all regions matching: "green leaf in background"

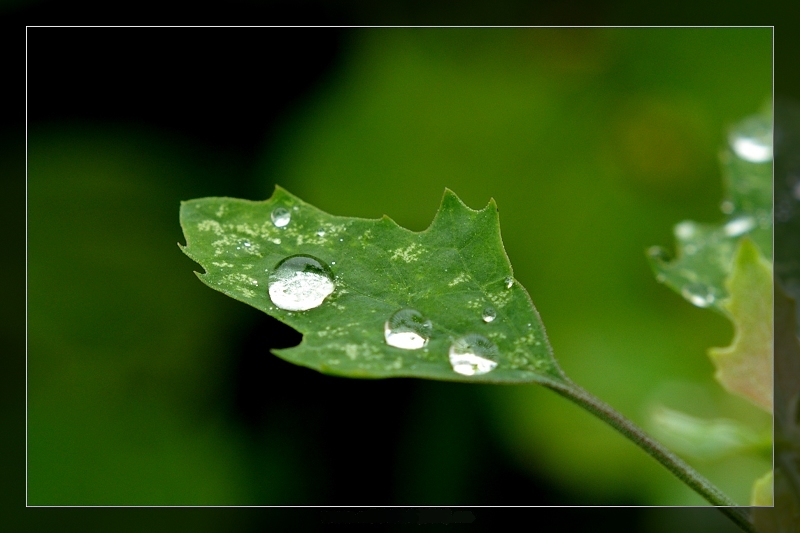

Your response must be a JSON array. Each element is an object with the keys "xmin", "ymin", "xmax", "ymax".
[
  {"xmin": 649, "ymin": 405, "xmax": 770, "ymax": 462},
  {"xmin": 648, "ymin": 111, "xmax": 772, "ymax": 314},
  {"xmin": 750, "ymin": 470, "xmax": 773, "ymax": 506},
  {"xmin": 708, "ymin": 238, "xmax": 773, "ymax": 412},
  {"xmin": 180, "ymin": 186, "xmax": 566, "ymax": 385}
]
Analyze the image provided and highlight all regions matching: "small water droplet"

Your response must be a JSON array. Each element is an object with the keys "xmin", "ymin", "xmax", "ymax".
[
  {"xmin": 316, "ymin": 229, "xmax": 326, "ymax": 237},
  {"xmin": 384, "ymin": 308, "xmax": 432, "ymax": 350},
  {"xmin": 481, "ymin": 307, "xmax": 496, "ymax": 323},
  {"xmin": 339, "ymin": 238, "xmax": 343, "ymax": 242},
  {"xmin": 449, "ymin": 334, "xmax": 498, "ymax": 376},
  {"xmin": 292, "ymin": 206, "xmax": 299, "ymax": 211},
  {"xmin": 243, "ymin": 241, "xmax": 251, "ymax": 247},
  {"xmin": 527, "ymin": 323, "xmax": 532, "ymax": 328},
  {"xmin": 331, "ymin": 261, "xmax": 336, "ymax": 265},
  {"xmin": 681, "ymin": 283, "xmax": 716, "ymax": 308},
  {"xmin": 268, "ymin": 254, "xmax": 335, "ymax": 311},
  {"xmin": 674, "ymin": 221, "xmax": 696, "ymax": 240},
  {"xmin": 720, "ymin": 200, "xmax": 734, "ymax": 215},
  {"xmin": 504, "ymin": 276, "xmax": 513, "ymax": 289},
  {"xmin": 271, "ymin": 207, "xmax": 291, "ymax": 228},
  {"xmin": 729, "ymin": 116, "xmax": 772, "ymax": 163},
  {"xmin": 723, "ymin": 216, "xmax": 756, "ymax": 237}
]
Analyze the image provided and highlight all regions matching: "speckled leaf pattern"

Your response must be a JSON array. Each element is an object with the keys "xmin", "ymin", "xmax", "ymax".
[
  {"xmin": 648, "ymin": 112, "xmax": 772, "ymax": 314},
  {"xmin": 708, "ymin": 238, "xmax": 773, "ymax": 412},
  {"xmin": 180, "ymin": 187, "xmax": 566, "ymax": 385}
]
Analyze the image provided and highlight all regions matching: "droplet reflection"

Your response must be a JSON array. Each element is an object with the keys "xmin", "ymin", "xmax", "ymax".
[
  {"xmin": 449, "ymin": 334, "xmax": 498, "ymax": 376},
  {"xmin": 268, "ymin": 254, "xmax": 335, "ymax": 311}
]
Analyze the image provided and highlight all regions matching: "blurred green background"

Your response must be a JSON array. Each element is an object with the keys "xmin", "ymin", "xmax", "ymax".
[{"xmin": 23, "ymin": 25, "xmax": 772, "ymax": 531}]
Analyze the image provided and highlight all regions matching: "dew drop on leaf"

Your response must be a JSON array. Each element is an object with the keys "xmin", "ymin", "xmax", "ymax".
[
  {"xmin": 723, "ymin": 216, "xmax": 756, "ymax": 237},
  {"xmin": 384, "ymin": 308, "xmax": 432, "ymax": 350},
  {"xmin": 674, "ymin": 221, "xmax": 696, "ymax": 241},
  {"xmin": 267, "ymin": 254, "xmax": 335, "ymax": 311},
  {"xmin": 482, "ymin": 307, "xmax": 497, "ymax": 323},
  {"xmin": 271, "ymin": 207, "xmax": 291, "ymax": 228},
  {"xmin": 728, "ymin": 116, "xmax": 773, "ymax": 163},
  {"xmin": 449, "ymin": 334, "xmax": 499, "ymax": 376},
  {"xmin": 681, "ymin": 282, "xmax": 716, "ymax": 308},
  {"xmin": 720, "ymin": 200, "xmax": 734, "ymax": 214},
  {"xmin": 504, "ymin": 276, "xmax": 513, "ymax": 289}
]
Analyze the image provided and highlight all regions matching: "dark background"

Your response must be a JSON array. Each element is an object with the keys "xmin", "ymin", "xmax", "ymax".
[{"xmin": 9, "ymin": 2, "xmax": 798, "ymax": 532}]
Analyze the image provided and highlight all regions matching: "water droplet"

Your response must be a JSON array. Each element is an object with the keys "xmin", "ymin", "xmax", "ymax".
[
  {"xmin": 449, "ymin": 334, "xmax": 499, "ymax": 376},
  {"xmin": 339, "ymin": 238, "xmax": 344, "ymax": 242},
  {"xmin": 723, "ymin": 216, "xmax": 756, "ymax": 237},
  {"xmin": 292, "ymin": 206, "xmax": 299, "ymax": 211},
  {"xmin": 316, "ymin": 229, "xmax": 326, "ymax": 237},
  {"xmin": 729, "ymin": 116, "xmax": 772, "ymax": 163},
  {"xmin": 720, "ymin": 200, "xmax": 734, "ymax": 215},
  {"xmin": 681, "ymin": 283, "xmax": 716, "ymax": 308},
  {"xmin": 271, "ymin": 207, "xmax": 291, "ymax": 228},
  {"xmin": 243, "ymin": 241, "xmax": 251, "ymax": 248},
  {"xmin": 331, "ymin": 261, "xmax": 336, "ymax": 265},
  {"xmin": 482, "ymin": 307, "xmax": 496, "ymax": 323},
  {"xmin": 674, "ymin": 221, "xmax": 696, "ymax": 240},
  {"xmin": 268, "ymin": 254, "xmax": 335, "ymax": 311},
  {"xmin": 504, "ymin": 276, "xmax": 513, "ymax": 289},
  {"xmin": 384, "ymin": 308, "xmax": 432, "ymax": 350}
]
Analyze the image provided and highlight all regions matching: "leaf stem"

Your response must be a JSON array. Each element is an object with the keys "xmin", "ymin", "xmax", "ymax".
[{"xmin": 543, "ymin": 379, "xmax": 756, "ymax": 533}]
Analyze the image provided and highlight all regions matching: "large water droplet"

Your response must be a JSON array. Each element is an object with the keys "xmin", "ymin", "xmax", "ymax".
[
  {"xmin": 384, "ymin": 308, "xmax": 432, "ymax": 350},
  {"xmin": 723, "ymin": 216, "xmax": 756, "ymax": 237},
  {"xmin": 681, "ymin": 283, "xmax": 716, "ymax": 308},
  {"xmin": 729, "ymin": 116, "xmax": 772, "ymax": 163},
  {"xmin": 674, "ymin": 221, "xmax": 696, "ymax": 241},
  {"xmin": 271, "ymin": 207, "xmax": 291, "ymax": 228},
  {"xmin": 482, "ymin": 307, "xmax": 497, "ymax": 323},
  {"xmin": 268, "ymin": 254, "xmax": 335, "ymax": 311},
  {"xmin": 449, "ymin": 334, "xmax": 498, "ymax": 376}
]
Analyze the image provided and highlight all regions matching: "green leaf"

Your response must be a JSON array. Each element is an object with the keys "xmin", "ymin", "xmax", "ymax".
[
  {"xmin": 750, "ymin": 470, "xmax": 773, "ymax": 506},
  {"xmin": 650, "ymin": 405, "xmax": 769, "ymax": 461},
  {"xmin": 179, "ymin": 186, "xmax": 566, "ymax": 385},
  {"xmin": 708, "ymin": 238, "xmax": 773, "ymax": 412},
  {"xmin": 648, "ymin": 111, "xmax": 772, "ymax": 314}
]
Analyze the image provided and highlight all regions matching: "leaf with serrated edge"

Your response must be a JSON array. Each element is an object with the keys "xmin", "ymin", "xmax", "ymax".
[
  {"xmin": 648, "ymin": 112, "xmax": 772, "ymax": 314},
  {"xmin": 708, "ymin": 238, "xmax": 773, "ymax": 412},
  {"xmin": 180, "ymin": 186, "xmax": 566, "ymax": 385}
]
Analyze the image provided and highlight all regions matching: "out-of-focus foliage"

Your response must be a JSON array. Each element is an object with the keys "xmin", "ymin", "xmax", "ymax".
[{"xmin": 708, "ymin": 239, "xmax": 773, "ymax": 412}]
